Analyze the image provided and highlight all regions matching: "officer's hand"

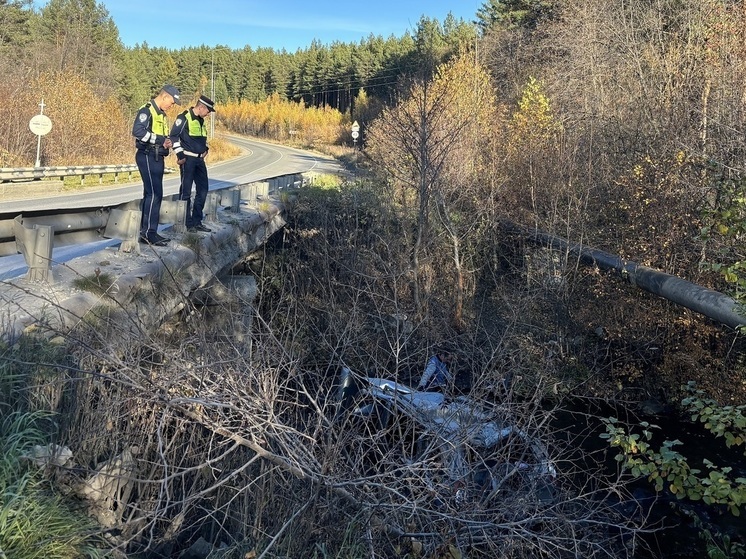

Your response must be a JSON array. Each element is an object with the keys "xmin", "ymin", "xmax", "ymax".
[
  {"xmin": 163, "ymin": 138, "xmax": 173, "ymax": 149},
  {"xmin": 177, "ymin": 158, "xmax": 186, "ymax": 166}
]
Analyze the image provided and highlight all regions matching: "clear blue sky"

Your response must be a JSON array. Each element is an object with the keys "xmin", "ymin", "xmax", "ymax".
[{"xmin": 35, "ymin": 1, "xmax": 481, "ymax": 52}]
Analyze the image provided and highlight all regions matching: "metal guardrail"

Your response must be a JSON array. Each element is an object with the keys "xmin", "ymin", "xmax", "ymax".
[
  {"xmin": 0, "ymin": 173, "xmax": 306, "ymax": 281},
  {"xmin": 0, "ymin": 164, "xmax": 139, "ymax": 184}
]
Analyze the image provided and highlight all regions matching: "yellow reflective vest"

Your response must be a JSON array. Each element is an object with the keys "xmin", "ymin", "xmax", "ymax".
[
  {"xmin": 184, "ymin": 110, "xmax": 207, "ymax": 138},
  {"xmin": 143, "ymin": 102, "xmax": 169, "ymax": 136}
]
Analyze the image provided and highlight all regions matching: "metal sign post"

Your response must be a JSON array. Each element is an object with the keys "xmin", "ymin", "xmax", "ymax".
[
  {"xmin": 351, "ymin": 120, "xmax": 360, "ymax": 147},
  {"xmin": 29, "ymin": 99, "xmax": 53, "ymax": 167}
]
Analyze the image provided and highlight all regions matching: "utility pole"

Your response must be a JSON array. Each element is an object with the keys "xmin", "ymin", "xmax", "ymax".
[
  {"xmin": 211, "ymin": 51, "xmax": 216, "ymax": 139},
  {"xmin": 210, "ymin": 47, "xmax": 231, "ymax": 139}
]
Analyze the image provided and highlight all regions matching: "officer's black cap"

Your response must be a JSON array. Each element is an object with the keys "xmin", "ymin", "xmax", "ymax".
[
  {"xmin": 198, "ymin": 95, "xmax": 215, "ymax": 113},
  {"xmin": 162, "ymin": 84, "xmax": 181, "ymax": 104}
]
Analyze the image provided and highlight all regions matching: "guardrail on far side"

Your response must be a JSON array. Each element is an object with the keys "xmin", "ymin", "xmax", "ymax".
[{"xmin": 0, "ymin": 164, "xmax": 139, "ymax": 185}]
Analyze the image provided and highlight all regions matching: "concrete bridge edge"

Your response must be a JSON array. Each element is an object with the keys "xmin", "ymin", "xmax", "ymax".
[{"xmin": 1, "ymin": 203, "xmax": 286, "ymax": 344}]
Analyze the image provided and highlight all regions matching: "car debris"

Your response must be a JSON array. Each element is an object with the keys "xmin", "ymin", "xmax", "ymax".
[{"xmin": 337, "ymin": 366, "xmax": 557, "ymax": 507}]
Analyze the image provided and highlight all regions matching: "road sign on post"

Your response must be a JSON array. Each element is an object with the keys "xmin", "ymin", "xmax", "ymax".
[
  {"xmin": 29, "ymin": 114, "xmax": 52, "ymax": 136},
  {"xmin": 29, "ymin": 99, "xmax": 52, "ymax": 168},
  {"xmin": 351, "ymin": 121, "xmax": 360, "ymax": 145}
]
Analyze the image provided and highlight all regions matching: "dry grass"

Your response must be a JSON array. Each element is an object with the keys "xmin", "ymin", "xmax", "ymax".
[{"xmin": 206, "ymin": 135, "xmax": 242, "ymax": 161}]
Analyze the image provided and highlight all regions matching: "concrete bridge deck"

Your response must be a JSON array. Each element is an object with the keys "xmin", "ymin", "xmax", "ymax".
[{"xmin": 0, "ymin": 201, "xmax": 285, "ymax": 343}]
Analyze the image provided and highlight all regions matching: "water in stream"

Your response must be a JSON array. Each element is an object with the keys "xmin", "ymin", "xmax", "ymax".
[{"xmin": 552, "ymin": 400, "xmax": 746, "ymax": 558}]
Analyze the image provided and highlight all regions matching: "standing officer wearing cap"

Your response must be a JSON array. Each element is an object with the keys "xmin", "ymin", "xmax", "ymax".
[
  {"xmin": 133, "ymin": 84, "xmax": 180, "ymax": 246},
  {"xmin": 170, "ymin": 95, "xmax": 215, "ymax": 233}
]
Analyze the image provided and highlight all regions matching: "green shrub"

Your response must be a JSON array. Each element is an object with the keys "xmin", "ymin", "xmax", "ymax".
[{"xmin": 601, "ymin": 383, "xmax": 746, "ymax": 517}]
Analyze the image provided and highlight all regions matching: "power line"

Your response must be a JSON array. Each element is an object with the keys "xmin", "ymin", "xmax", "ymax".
[{"xmin": 189, "ymin": 32, "xmax": 479, "ymax": 103}]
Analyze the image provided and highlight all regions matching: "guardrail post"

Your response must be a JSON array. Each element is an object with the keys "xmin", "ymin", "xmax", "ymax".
[
  {"xmin": 240, "ymin": 181, "xmax": 268, "ymax": 206},
  {"xmin": 227, "ymin": 188, "xmax": 241, "ymax": 212},
  {"xmin": 104, "ymin": 209, "xmax": 141, "ymax": 254},
  {"xmin": 239, "ymin": 183, "xmax": 256, "ymax": 205},
  {"xmin": 13, "ymin": 216, "xmax": 54, "ymax": 283},
  {"xmin": 274, "ymin": 175, "xmax": 293, "ymax": 190},
  {"xmin": 206, "ymin": 193, "xmax": 219, "ymax": 222},
  {"xmin": 159, "ymin": 199, "xmax": 188, "ymax": 232},
  {"xmin": 174, "ymin": 200, "xmax": 188, "ymax": 234}
]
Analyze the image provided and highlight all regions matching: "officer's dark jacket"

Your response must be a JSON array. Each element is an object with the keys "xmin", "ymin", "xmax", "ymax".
[
  {"xmin": 132, "ymin": 100, "xmax": 170, "ymax": 156},
  {"xmin": 170, "ymin": 108, "xmax": 208, "ymax": 158}
]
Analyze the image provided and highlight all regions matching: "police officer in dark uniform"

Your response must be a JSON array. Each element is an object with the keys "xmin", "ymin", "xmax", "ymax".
[
  {"xmin": 132, "ymin": 84, "xmax": 180, "ymax": 246},
  {"xmin": 170, "ymin": 95, "xmax": 215, "ymax": 233}
]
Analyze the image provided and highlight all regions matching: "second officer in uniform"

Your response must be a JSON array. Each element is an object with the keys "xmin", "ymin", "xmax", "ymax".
[{"xmin": 170, "ymin": 95, "xmax": 215, "ymax": 233}]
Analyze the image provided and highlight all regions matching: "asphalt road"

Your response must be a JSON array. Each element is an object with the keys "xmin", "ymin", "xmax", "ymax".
[
  {"xmin": 0, "ymin": 135, "xmax": 343, "ymax": 215},
  {"xmin": 0, "ymin": 136, "xmax": 344, "ymax": 280}
]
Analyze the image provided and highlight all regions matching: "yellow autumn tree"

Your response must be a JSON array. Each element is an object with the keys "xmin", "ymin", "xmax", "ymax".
[
  {"xmin": 219, "ymin": 94, "xmax": 346, "ymax": 146},
  {"xmin": 429, "ymin": 53, "xmax": 504, "ymax": 328},
  {"xmin": 29, "ymin": 72, "xmax": 131, "ymax": 166},
  {"xmin": 503, "ymin": 75, "xmax": 568, "ymax": 229},
  {"xmin": 366, "ymin": 52, "xmax": 503, "ymax": 325},
  {"xmin": 509, "ymin": 76, "xmax": 560, "ymax": 152}
]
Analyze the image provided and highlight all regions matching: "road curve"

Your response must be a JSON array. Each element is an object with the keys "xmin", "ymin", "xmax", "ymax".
[{"xmin": 0, "ymin": 136, "xmax": 342, "ymax": 216}]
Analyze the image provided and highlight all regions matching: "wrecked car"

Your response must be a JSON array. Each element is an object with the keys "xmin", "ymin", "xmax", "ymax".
[{"xmin": 336, "ymin": 366, "xmax": 557, "ymax": 507}]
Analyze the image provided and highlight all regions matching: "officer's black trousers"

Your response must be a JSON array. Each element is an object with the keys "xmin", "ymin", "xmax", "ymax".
[
  {"xmin": 136, "ymin": 150, "xmax": 165, "ymax": 237},
  {"xmin": 179, "ymin": 156, "xmax": 209, "ymax": 227}
]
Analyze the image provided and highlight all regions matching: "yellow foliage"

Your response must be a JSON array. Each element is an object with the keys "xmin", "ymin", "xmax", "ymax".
[
  {"xmin": 219, "ymin": 93, "xmax": 346, "ymax": 146},
  {"xmin": 31, "ymin": 72, "xmax": 131, "ymax": 166},
  {"xmin": 0, "ymin": 71, "xmax": 128, "ymax": 166},
  {"xmin": 432, "ymin": 54, "xmax": 499, "ymax": 132},
  {"xmin": 367, "ymin": 52, "xmax": 503, "ymax": 197},
  {"xmin": 3, "ymin": 73, "xmax": 239, "ymax": 167},
  {"xmin": 431, "ymin": 54, "xmax": 502, "ymax": 182},
  {"xmin": 509, "ymin": 76, "xmax": 560, "ymax": 150}
]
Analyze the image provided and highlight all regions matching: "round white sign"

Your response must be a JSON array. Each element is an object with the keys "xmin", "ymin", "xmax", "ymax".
[
  {"xmin": 29, "ymin": 114, "xmax": 53, "ymax": 136},
  {"xmin": 351, "ymin": 130, "xmax": 360, "ymax": 139}
]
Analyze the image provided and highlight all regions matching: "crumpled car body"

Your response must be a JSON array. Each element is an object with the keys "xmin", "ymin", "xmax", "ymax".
[{"xmin": 337, "ymin": 367, "xmax": 557, "ymax": 506}]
